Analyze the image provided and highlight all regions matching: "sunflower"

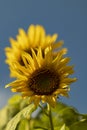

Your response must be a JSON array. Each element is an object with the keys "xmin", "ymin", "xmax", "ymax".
[
  {"xmin": 5, "ymin": 47, "xmax": 77, "ymax": 107},
  {"xmin": 5, "ymin": 24, "xmax": 63, "ymax": 77}
]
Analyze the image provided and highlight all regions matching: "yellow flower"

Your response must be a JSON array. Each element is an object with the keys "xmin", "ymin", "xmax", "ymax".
[
  {"xmin": 5, "ymin": 24, "xmax": 63, "ymax": 77},
  {"xmin": 5, "ymin": 47, "xmax": 77, "ymax": 107}
]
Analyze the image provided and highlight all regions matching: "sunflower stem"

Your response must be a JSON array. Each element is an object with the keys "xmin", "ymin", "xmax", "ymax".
[
  {"xmin": 39, "ymin": 103, "xmax": 54, "ymax": 130},
  {"xmin": 39, "ymin": 104, "xmax": 49, "ymax": 116},
  {"xmin": 48, "ymin": 104, "xmax": 54, "ymax": 130}
]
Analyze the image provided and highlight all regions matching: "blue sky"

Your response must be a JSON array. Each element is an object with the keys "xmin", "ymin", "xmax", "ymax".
[{"xmin": 0, "ymin": 0, "xmax": 87, "ymax": 113}]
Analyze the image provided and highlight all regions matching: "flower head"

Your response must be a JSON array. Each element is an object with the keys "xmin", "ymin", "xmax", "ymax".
[
  {"xmin": 5, "ymin": 47, "xmax": 77, "ymax": 107},
  {"xmin": 5, "ymin": 25, "xmax": 63, "ymax": 77}
]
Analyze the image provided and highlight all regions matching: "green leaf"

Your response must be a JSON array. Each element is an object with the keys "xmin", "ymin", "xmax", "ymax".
[
  {"xmin": 0, "ymin": 106, "xmax": 9, "ymax": 129},
  {"xmin": 33, "ymin": 114, "xmax": 49, "ymax": 129},
  {"xmin": 54, "ymin": 124, "xmax": 70, "ymax": 130},
  {"xmin": 8, "ymin": 95, "xmax": 22, "ymax": 105},
  {"xmin": 7, "ymin": 95, "xmax": 22, "ymax": 119},
  {"xmin": 70, "ymin": 119, "xmax": 87, "ymax": 130},
  {"xmin": 7, "ymin": 95, "xmax": 30, "ymax": 119},
  {"xmin": 52, "ymin": 102, "xmax": 80, "ymax": 126},
  {"xmin": 17, "ymin": 119, "xmax": 29, "ymax": 130},
  {"xmin": 59, "ymin": 107, "xmax": 79, "ymax": 126},
  {"xmin": 60, "ymin": 124, "xmax": 69, "ymax": 130},
  {"xmin": 52, "ymin": 102, "xmax": 67, "ymax": 112},
  {"xmin": 5, "ymin": 104, "xmax": 35, "ymax": 130}
]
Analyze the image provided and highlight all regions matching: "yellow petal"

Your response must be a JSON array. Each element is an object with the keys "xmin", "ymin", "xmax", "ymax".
[
  {"xmin": 5, "ymin": 80, "xmax": 23, "ymax": 88},
  {"xmin": 18, "ymin": 29, "xmax": 29, "ymax": 47},
  {"xmin": 22, "ymin": 52, "xmax": 35, "ymax": 70},
  {"xmin": 45, "ymin": 96, "xmax": 56, "ymax": 107},
  {"xmin": 52, "ymin": 40, "xmax": 64, "ymax": 50},
  {"xmin": 9, "ymin": 38, "xmax": 18, "ymax": 48},
  {"xmin": 37, "ymin": 47, "xmax": 44, "ymax": 66},
  {"xmin": 61, "ymin": 78, "xmax": 77, "ymax": 85},
  {"xmin": 44, "ymin": 47, "xmax": 53, "ymax": 64},
  {"xmin": 51, "ymin": 34, "xmax": 58, "ymax": 43},
  {"xmin": 27, "ymin": 24, "xmax": 35, "ymax": 44},
  {"xmin": 31, "ymin": 49, "xmax": 39, "ymax": 69},
  {"xmin": 22, "ymin": 91, "xmax": 34, "ymax": 97},
  {"xmin": 39, "ymin": 26, "xmax": 46, "ymax": 46}
]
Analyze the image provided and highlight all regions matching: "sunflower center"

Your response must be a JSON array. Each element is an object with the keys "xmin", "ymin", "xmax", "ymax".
[{"xmin": 29, "ymin": 68, "xmax": 60, "ymax": 95}]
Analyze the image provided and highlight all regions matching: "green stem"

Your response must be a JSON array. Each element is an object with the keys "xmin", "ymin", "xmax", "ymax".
[
  {"xmin": 39, "ymin": 104, "xmax": 49, "ymax": 116},
  {"xmin": 48, "ymin": 104, "xmax": 54, "ymax": 130},
  {"xmin": 39, "ymin": 103, "xmax": 54, "ymax": 130}
]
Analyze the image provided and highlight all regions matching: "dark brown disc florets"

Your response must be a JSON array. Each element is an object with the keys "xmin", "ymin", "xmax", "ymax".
[{"xmin": 28, "ymin": 68, "xmax": 60, "ymax": 95}]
